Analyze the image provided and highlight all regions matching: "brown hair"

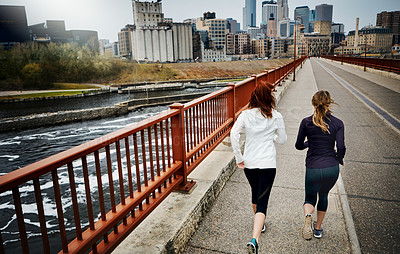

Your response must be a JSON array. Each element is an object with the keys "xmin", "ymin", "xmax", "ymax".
[
  {"xmin": 248, "ymin": 80, "xmax": 276, "ymax": 118},
  {"xmin": 312, "ymin": 90, "xmax": 334, "ymax": 133}
]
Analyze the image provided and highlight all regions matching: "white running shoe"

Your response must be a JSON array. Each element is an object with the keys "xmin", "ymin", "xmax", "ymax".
[{"xmin": 261, "ymin": 223, "xmax": 266, "ymax": 233}]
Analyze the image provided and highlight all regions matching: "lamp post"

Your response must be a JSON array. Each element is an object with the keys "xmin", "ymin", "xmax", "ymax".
[
  {"xmin": 341, "ymin": 42, "xmax": 344, "ymax": 65},
  {"xmin": 364, "ymin": 42, "xmax": 367, "ymax": 71},
  {"xmin": 293, "ymin": 16, "xmax": 304, "ymax": 81},
  {"xmin": 339, "ymin": 40, "xmax": 346, "ymax": 65}
]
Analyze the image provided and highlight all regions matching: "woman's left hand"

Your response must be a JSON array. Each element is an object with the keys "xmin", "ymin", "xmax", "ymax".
[{"xmin": 237, "ymin": 162, "xmax": 245, "ymax": 169}]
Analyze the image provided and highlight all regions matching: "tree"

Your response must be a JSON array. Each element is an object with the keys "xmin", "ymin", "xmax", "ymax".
[{"xmin": 21, "ymin": 62, "xmax": 42, "ymax": 86}]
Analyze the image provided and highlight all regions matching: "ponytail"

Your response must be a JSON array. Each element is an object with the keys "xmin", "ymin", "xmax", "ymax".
[{"xmin": 311, "ymin": 90, "xmax": 335, "ymax": 133}]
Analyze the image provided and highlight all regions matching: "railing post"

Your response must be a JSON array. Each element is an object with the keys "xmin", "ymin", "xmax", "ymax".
[
  {"xmin": 170, "ymin": 103, "xmax": 196, "ymax": 193},
  {"xmin": 227, "ymin": 83, "xmax": 236, "ymax": 122},
  {"xmin": 251, "ymin": 74, "xmax": 258, "ymax": 87},
  {"xmin": 265, "ymin": 69, "xmax": 272, "ymax": 84}
]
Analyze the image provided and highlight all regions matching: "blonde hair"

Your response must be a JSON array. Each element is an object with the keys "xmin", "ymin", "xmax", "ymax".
[{"xmin": 312, "ymin": 90, "xmax": 335, "ymax": 133}]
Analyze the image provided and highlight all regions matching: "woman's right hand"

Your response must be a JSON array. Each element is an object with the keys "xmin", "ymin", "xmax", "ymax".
[{"xmin": 237, "ymin": 162, "xmax": 245, "ymax": 169}]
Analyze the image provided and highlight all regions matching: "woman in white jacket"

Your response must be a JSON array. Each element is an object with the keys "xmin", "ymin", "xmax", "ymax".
[{"xmin": 231, "ymin": 81, "xmax": 287, "ymax": 254}]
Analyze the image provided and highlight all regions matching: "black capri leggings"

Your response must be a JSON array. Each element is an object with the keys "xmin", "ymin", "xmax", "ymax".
[
  {"xmin": 304, "ymin": 165, "xmax": 339, "ymax": 212},
  {"xmin": 244, "ymin": 168, "xmax": 276, "ymax": 215}
]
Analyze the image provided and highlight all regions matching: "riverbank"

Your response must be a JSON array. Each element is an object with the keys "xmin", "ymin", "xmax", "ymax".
[
  {"xmin": 0, "ymin": 92, "xmax": 212, "ymax": 132},
  {"xmin": 115, "ymin": 59, "xmax": 291, "ymax": 84},
  {"xmin": 0, "ymin": 88, "xmax": 111, "ymax": 103},
  {"xmin": 0, "ymin": 59, "xmax": 291, "ymax": 102}
]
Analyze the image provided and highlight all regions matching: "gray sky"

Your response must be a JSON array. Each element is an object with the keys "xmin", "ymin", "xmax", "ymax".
[{"xmin": 1, "ymin": 0, "xmax": 399, "ymax": 42}]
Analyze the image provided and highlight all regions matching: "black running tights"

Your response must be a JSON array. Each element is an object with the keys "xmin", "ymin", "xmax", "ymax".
[
  {"xmin": 304, "ymin": 165, "xmax": 339, "ymax": 212},
  {"xmin": 244, "ymin": 168, "xmax": 276, "ymax": 215}
]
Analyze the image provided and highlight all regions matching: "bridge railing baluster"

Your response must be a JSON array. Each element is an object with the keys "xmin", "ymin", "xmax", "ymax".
[{"xmin": 33, "ymin": 177, "xmax": 50, "ymax": 253}]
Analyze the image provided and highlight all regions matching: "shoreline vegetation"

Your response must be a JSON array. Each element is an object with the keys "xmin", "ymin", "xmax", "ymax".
[{"xmin": 0, "ymin": 42, "xmax": 291, "ymax": 100}]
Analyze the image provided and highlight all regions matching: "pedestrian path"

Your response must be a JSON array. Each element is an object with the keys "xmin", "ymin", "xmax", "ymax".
[{"xmin": 183, "ymin": 59, "xmax": 353, "ymax": 253}]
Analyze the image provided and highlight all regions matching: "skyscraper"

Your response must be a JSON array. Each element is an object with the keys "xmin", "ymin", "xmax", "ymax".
[
  {"xmin": 262, "ymin": 1, "xmax": 278, "ymax": 25},
  {"xmin": 294, "ymin": 6, "xmax": 310, "ymax": 33},
  {"xmin": 243, "ymin": 0, "xmax": 256, "ymax": 29},
  {"xmin": 277, "ymin": 0, "xmax": 289, "ymax": 22},
  {"xmin": 309, "ymin": 9, "xmax": 317, "ymax": 33},
  {"xmin": 262, "ymin": 1, "xmax": 278, "ymax": 34},
  {"xmin": 316, "ymin": 4, "xmax": 333, "ymax": 22}
]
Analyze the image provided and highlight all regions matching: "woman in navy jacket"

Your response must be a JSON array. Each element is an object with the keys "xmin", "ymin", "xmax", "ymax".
[{"xmin": 295, "ymin": 90, "xmax": 346, "ymax": 240}]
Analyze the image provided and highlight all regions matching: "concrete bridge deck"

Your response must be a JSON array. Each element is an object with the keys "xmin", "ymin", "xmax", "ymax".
[{"xmin": 116, "ymin": 58, "xmax": 400, "ymax": 254}]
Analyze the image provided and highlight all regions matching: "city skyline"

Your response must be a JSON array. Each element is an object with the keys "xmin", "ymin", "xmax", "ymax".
[{"xmin": 0, "ymin": 0, "xmax": 398, "ymax": 41}]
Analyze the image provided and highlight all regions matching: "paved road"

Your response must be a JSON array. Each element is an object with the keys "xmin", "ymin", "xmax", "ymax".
[{"xmin": 312, "ymin": 58, "xmax": 400, "ymax": 253}]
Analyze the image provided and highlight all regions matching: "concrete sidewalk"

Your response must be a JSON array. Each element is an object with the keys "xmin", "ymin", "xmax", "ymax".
[{"xmin": 183, "ymin": 59, "xmax": 357, "ymax": 253}]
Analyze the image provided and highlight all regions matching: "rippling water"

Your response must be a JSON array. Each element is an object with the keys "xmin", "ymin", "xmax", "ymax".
[
  {"xmin": 0, "ymin": 104, "xmax": 173, "ymax": 253},
  {"xmin": 0, "ymin": 86, "xmax": 223, "ymax": 253}
]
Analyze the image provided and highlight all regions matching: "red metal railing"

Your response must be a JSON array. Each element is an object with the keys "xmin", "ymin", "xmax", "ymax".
[
  {"xmin": 0, "ymin": 57, "xmax": 305, "ymax": 254},
  {"xmin": 322, "ymin": 55, "xmax": 400, "ymax": 74}
]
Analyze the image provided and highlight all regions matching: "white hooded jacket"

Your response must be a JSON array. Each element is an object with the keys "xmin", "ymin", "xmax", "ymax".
[{"xmin": 230, "ymin": 108, "xmax": 287, "ymax": 169}]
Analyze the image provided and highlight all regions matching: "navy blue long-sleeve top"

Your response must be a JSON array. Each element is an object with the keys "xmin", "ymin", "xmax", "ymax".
[{"xmin": 295, "ymin": 114, "xmax": 346, "ymax": 169}]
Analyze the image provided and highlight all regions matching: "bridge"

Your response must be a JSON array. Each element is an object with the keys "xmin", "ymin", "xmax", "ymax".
[{"xmin": 0, "ymin": 56, "xmax": 399, "ymax": 253}]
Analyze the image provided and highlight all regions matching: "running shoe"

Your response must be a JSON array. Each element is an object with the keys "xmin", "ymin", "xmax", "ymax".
[
  {"xmin": 302, "ymin": 214, "xmax": 313, "ymax": 240},
  {"xmin": 313, "ymin": 222, "xmax": 323, "ymax": 238},
  {"xmin": 246, "ymin": 238, "xmax": 259, "ymax": 254}
]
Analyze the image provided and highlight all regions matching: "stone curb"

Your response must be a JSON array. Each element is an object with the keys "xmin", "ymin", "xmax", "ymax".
[{"xmin": 337, "ymin": 172, "xmax": 362, "ymax": 254}]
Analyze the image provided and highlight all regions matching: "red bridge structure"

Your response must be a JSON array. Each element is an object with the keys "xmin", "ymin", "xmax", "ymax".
[{"xmin": 0, "ymin": 57, "xmax": 306, "ymax": 254}]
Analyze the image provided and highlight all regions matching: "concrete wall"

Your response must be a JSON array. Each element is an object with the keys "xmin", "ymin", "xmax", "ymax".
[
  {"xmin": 120, "ymin": 92, "xmax": 210, "ymax": 108},
  {"xmin": 0, "ymin": 90, "xmax": 110, "ymax": 104},
  {"xmin": 0, "ymin": 106, "xmax": 129, "ymax": 132}
]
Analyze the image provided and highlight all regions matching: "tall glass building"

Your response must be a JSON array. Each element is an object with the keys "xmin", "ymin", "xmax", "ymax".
[
  {"xmin": 262, "ymin": 1, "xmax": 278, "ymax": 25},
  {"xmin": 294, "ymin": 6, "xmax": 310, "ymax": 33},
  {"xmin": 243, "ymin": 0, "xmax": 256, "ymax": 29},
  {"xmin": 316, "ymin": 4, "xmax": 333, "ymax": 22},
  {"xmin": 277, "ymin": 0, "xmax": 289, "ymax": 22}
]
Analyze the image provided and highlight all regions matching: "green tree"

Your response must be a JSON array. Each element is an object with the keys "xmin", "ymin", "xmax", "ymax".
[{"xmin": 21, "ymin": 62, "xmax": 42, "ymax": 86}]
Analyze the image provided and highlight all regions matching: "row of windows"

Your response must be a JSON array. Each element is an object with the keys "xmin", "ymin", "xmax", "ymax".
[
  {"xmin": 140, "ymin": 14, "xmax": 160, "ymax": 17},
  {"xmin": 205, "ymin": 22, "xmax": 225, "ymax": 25},
  {"xmin": 143, "ymin": 19, "xmax": 160, "ymax": 22}
]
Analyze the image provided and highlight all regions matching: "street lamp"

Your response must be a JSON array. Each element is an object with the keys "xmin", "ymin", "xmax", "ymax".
[
  {"xmin": 364, "ymin": 43, "xmax": 367, "ymax": 71},
  {"xmin": 340, "ymin": 40, "xmax": 345, "ymax": 65},
  {"xmin": 293, "ymin": 16, "xmax": 305, "ymax": 81}
]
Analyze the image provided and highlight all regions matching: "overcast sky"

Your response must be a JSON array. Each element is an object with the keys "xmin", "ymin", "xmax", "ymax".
[{"xmin": 1, "ymin": 0, "xmax": 398, "ymax": 42}]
